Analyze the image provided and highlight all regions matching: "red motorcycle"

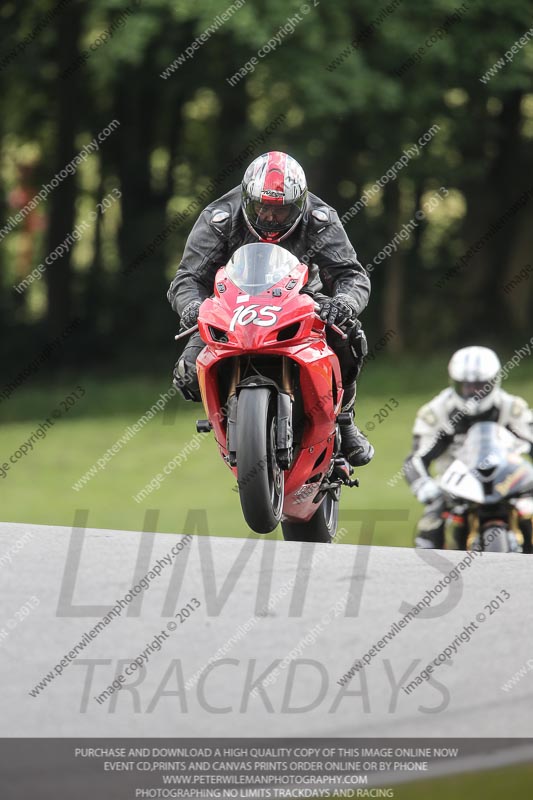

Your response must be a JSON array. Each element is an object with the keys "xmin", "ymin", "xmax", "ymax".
[{"xmin": 182, "ymin": 242, "xmax": 359, "ymax": 541}]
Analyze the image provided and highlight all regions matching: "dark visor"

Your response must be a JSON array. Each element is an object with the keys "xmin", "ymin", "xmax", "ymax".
[
  {"xmin": 453, "ymin": 380, "xmax": 492, "ymax": 399},
  {"xmin": 243, "ymin": 197, "xmax": 301, "ymax": 233}
]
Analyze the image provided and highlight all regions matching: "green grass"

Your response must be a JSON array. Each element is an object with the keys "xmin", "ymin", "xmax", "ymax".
[
  {"xmin": 2, "ymin": 355, "xmax": 533, "ymax": 544},
  {"xmin": 389, "ymin": 761, "xmax": 533, "ymax": 799},
  {"xmin": 313, "ymin": 762, "xmax": 533, "ymax": 799}
]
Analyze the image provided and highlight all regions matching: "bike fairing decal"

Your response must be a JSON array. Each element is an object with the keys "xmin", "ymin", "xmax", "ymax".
[
  {"xmin": 229, "ymin": 303, "xmax": 283, "ymax": 330},
  {"xmin": 495, "ymin": 466, "xmax": 530, "ymax": 495}
]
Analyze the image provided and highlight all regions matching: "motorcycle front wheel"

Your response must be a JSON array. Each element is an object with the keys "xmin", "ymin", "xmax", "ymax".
[
  {"xmin": 481, "ymin": 525, "xmax": 511, "ymax": 552},
  {"xmin": 236, "ymin": 387, "xmax": 284, "ymax": 534}
]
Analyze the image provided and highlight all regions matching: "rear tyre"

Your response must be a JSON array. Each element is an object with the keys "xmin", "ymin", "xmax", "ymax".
[
  {"xmin": 236, "ymin": 388, "xmax": 284, "ymax": 534},
  {"xmin": 281, "ymin": 492, "xmax": 339, "ymax": 543}
]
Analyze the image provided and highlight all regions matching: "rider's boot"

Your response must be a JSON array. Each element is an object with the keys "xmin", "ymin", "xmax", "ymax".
[{"xmin": 338, "ymin": 382, "xmax": 374, "ymax": 467}]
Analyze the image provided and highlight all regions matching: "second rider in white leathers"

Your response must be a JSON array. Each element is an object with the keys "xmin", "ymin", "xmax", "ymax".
[{"xmin": 404, "ymin": 346, "xmax": 533, "ymax": 549}]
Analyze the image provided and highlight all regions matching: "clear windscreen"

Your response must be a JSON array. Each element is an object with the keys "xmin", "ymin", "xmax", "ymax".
[
  {"xmin": 457, "ymin": 421, "xmax": 528, "ymax": 469},
  {"xmin": 226, "ymin": 243, "xmax": 300, "ymax": 294}
]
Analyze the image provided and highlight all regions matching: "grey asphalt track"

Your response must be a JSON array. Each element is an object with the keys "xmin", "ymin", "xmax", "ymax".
[{"xmin": 1, "ymin": 520, "xmax": 532, "ymax": 739}]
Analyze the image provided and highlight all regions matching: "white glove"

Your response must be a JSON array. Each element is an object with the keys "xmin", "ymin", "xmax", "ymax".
[{"xmin": 415, "ymin": 477, "xmax": 441, "ymax": 504}]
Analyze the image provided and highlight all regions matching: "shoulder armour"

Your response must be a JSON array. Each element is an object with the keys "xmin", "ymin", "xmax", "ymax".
[
  {"xmin": 498, "ymin": 391, "xmax": 528, "ymax": 418},
  {"xmin": 211, "ymin": 209, "xmax": 230, "ymax": 225},
  {"xmin": 418, "ymin": 403, "xmax": 439, "ymax": 427},
  {"xmin": 311, "ymin": 207, "xmax": 332, "ymax": 227},
  {"xmin": 511, "ymin": 397, "xmax": 528, "ymax": 417},
  {"xmin": 413, "ymin": 390, "xmax": 454, "ymax": 436},
  {"xmin": 209, "ymin": 208, "xmax": 232, "ymax": 240}
]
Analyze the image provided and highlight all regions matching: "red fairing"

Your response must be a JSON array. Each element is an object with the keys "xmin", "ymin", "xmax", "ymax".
[{"xmin": 196, "ymin": 259, "xmax": 343, "ymax": 522}]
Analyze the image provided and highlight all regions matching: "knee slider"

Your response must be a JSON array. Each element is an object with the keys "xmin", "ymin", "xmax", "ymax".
[
  {"xmin": 350, "ymin": 323, "xmax": 368, "ymax": 359},
  {"xmin": 173, "ymin": 359, "xmax": 201, "ymax": 402}
]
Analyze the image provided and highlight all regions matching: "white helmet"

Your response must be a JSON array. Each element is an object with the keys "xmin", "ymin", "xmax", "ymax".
[{"xmin": 448, "ymin": 346, "xmax": 501, "ymax": 414}]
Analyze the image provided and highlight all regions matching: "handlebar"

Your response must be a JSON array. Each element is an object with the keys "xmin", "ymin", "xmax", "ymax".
[
  {"xmin": 312, "ymin": 301, "xmax": 350, "ymax": 340},
  {"xmin": 174, "ymin": 324, "xmax": 199, "ymax": 341},
  {"xmin": 175, "ymin": 317, "xmax": 348, "ymax": 342},
  {"xmin": 313, "ymin": 313, "xmax": 348, "ymax": 340}
]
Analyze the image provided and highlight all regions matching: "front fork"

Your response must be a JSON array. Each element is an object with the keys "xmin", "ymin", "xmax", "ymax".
[
  {"xmin": 463, "ymin": 509, "xmax": 524, "ymax": 551},
  {"xmin": 225, "ymin": 357, "xmax": 294, "ymax": 469}
]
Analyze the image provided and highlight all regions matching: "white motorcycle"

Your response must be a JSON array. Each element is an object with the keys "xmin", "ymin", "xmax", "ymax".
[{"xmin": 439, "ymin": 422, "xmax": 533, "ymax": 552}]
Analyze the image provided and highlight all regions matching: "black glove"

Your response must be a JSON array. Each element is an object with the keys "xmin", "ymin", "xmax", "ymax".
[
  {"xmin": 179, "ymin": 300, "xmax": 202, "ymax": 331},
  {"xmin": 319, "ymin": 294, "xmax": 358, "ymax": 328}
]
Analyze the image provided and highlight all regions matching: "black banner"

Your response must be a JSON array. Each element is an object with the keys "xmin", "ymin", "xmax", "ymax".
[{"xmin": 1, "ymin": 738, "xmax": 532, "ymax": 799}]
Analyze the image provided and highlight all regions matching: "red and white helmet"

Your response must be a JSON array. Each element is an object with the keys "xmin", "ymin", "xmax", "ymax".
[{"xmin": 241, "ymin": 151, "xmax": 308, "ymax": 242}]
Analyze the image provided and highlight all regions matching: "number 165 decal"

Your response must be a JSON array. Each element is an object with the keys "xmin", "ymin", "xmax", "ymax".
[{"xmin": 230, "ymin": 304, "xmax": 282, "ymax": 331}]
